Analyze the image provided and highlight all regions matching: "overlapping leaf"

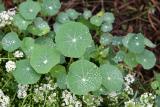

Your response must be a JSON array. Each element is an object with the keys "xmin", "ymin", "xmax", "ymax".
[
  {"xmin": 55, "ymin": 22, "xmax": 92, "ymax": 58},
  {"xmin": 2, "ymin": 32, "xmax": 21, "ymax": 52},
  {"xmin": 67, "ymin": 60, "xmax": 102, "ymax": 95},
  {"xmin": 19, "ymin": 0, "xmax": 41, "ymax": 20},
  {"xmin": 100, "ymin": 64, "xmax": 123, "ymax": 92},
  {"xmin": 13, "ymin": 59, "xmax": 41, "ymax": 84},
  {"xmin": 30, "ymin": 45, "xmax": 60, "ymax": 74}
]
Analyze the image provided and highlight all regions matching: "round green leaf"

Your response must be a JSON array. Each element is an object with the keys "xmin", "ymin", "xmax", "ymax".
[
  {"xmin": 50, "ymin": 65, "xmax": 67, "ymax": 89},
  {"xmin": 151, "ymin": 81, "xmax": 159, "ymax": 90},
  {"xmin": 122, "ymin": 33, "xmax": 134, "ymax": 48},
  {"xmin": 0, "ymin": 31, "xmax": 4, "ymax": 51},
  {"xmin": 21, "ymin": 37, "xmax": 35, "ymax": 57},
  {"xmin": 83, "ymin": 41, "xmax": 96, "ymax": 60},
  {"xmin": 30, "ymin": 45, "xmax": 60, "ymax": 74},
  {"xmin": 144, "ymin": 37, "xmax": 156, "ymax": 48},
  {"xmin": 93, "ymin": 86, "xmax": 108, "ymax": 96},
  {"xmin": 90, "ymin": 15, "xmax": 103, "ymax": 26},
  {"xmin": 66, "ymin": 9, "xmax": 80, "ymax": 20},
  {"xmin": 124, "ymin": 52, "xmax": 138, "ymax": 68},
  {"xmin": 55, "ymin": 22, "xmax": 92, "ymax": 58},
  {"xmin": 103, "ymin": 12, "xmax": 115, "ymax": 24},
  {"xmin": 19, "ymin": 0, "xmax": 41, "ymax": 20},
  {"xmin": 113, "ymin": 51, "xmax": 125, "ymax": 63},
  {"xmin": 101, "ymin": 23, "xmax": 113, "ymax": 32},
  {"xmin": 136, "ymin": 49, "xmax": 156, "ymax": 69},
  {"xmin": 111, "ymin": 36, "xmax": 123, "ymax": 46},
  {"xmin": 13, "ymin": 59, "xmax": 41, "ymax": 84},
  {"xmin": 0, "ymin": 2, "xmax": 5, "ymax": 12},
  {"xmin": 27, "ymin": 17, "xmax": 50, "ymax": 36},
  {"xmin": 128, "ymin": 33, "xmax": 145, "ymax": 53},
  {"xmin": 56, "ymin": 12, "xmax": 70, "ymax": 24},
  {"xmin": 100, "ymin": 64, "xmax": 124, "ymax": 92},
  {"xmin": 2, "ymin": 32, "xmax": 21, "ymax": 52},
  {"xmin": 53, "ymin": 22, "xmax": 62, "ymax": 33},
  {"xmin": 83, "ymin": 10, "xmax": 92, "ymax": 19},
  {"xmin": 35, "ymin": 36, "xmax": 55, "ymax": 48},
  {"xmin": 13, "ymin": 14, "xmax": 32, "ymax": 30},
  {"xmin": 67, "ymin": 60, "xmax": 102, "ymax": 95},
  {"xmin": 47, "ymin": 31, "xmax": 55, "ymax": 40},
  {"xmin": 41, "ymin": 0, "xmax": 61, "ymax": 16},
  {"xmin": 100, "ymin": 33, "xmax": 113, "ymax": 45}
]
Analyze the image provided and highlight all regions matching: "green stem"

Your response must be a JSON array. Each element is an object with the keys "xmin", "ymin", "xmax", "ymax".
[
  {"xmin": 0, "ymin": 58, "xmax": 16, "ymax": 60},
  {"xmin": 2, "ymin": 74, "xmax": 12, "ymax": 89},
  {"xmin": 21, "ymin": 93, "xmax": 33, "ymax": 107}
]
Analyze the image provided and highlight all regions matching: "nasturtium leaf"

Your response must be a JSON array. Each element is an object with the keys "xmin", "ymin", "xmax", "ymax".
[
  {"xmin": 155, "ymin": 73, "xmax": 160, "ymax": 82},
  {"xmin": 122, "ymin": 33, "xmax": 134, "ymax": 48},
  {"xmin": 19, "ymin": 0, "xmax": 41, "ymax": 20},
  {"xmin": 101, "ymin": 23, "xmax": 113, "ymax": 32},
  {"xmin": 99, "ymin": 48, "xmax": 109, "ymax": 58},
  {"xmin": 136, "ymin": 49, "xmax": 156, "ymax": 69},
  {"xmin": 90, "ymin": 15, "xmax": 103, "ymax": 26},
  {"xmin": 53, "ymin": 22, "xmax": 62, "ymax": 33},
  {"xmin": 156, "ymin": 96, "xmax": 160, "ymax": 107},
  {"xmin": 56, "ymin": 12, "xmax": 70, "ymax": 24},
  {"xmin": 30, "ymin": 45, "xmax": 60, "ymax": 74},
  {"xmin": 55, "ymin": 21, "xmax": 92, "ymax": 58},
  {"xmin": 50, "ymin": 65, "xmax": 67, "ymax": 89},
  {"xmin": 21, "ymin": 37, "xmax": 35, "ymax": 57},
  {"xmin": 100, "ymin": 33, "xmax": 113, "ymax": 45},
  {"xmin": 35, "ymin": 36, "xmax": 55, "ymax": 48},
  {"xmin": 83, "ymin": 41, "xmax": 96, "ymax": 60},
  {"xmin": 67, "ymin": 60, "xmax": 102, "ymax": 95},
  {"xmin": 113, "ymin": 51, "xmax": 125, "ymax": 63},
  {"xmin": 0, "ymin": 2, "xmax": 4, "ymax": 12},
  {"xmin": 66, "ymin": 9, "xmax": 80, "ymax": 20},
  {"xmin": 144, "ymin": 37, "xmax": 156, "ymax": 48},
  {"xmin": 100, "ymin": 64, "xmax": 124, "ymax": 92},
  {"xmin": 0, "ymin": 31, "xmax": 4, "ymax": 51},
  {"xmin": 103, "ymin": 12, "xmax": 115, "ymax": 24},
  {"xmin": 41, "ymin": 0, "xmax": 61, "ymax": 16},
  {"xmin": 2, "ymin": 32, "xmax": 21, "ymax": 52},
  {"xmin": 47, "ymin": 31, "xmax": 55, "ymax": 40},
  {"xmin": 13, "ymin": 14, "xmax": 32, "ymax": 30},
  {"xmin": 93, "ymin": 86, "xmax": 108, "ymax": 96},
  {"xmin": 124, "ymin": 52, "xmax": 138, "ymax": 68},
  {"xmin": 112, "ymin": 36, "xmax": 123, "ymax": 46},
  {"xmin": 13, "ymin": 59, "xmax": 41, "ymax": 84},
  {"xmin": 128, "ymin": 33, "xmax": 145, "ymax": 54},
  {"xmin": 83, "ymin": 10, "xmax": 92, "ymax": 20},
  {"xmin": 27, "ymin": 17, "xmax": 50, "ymax": 36},
  {"xmin": 151, "ymin": 81, "xmax": 159, "ymax": 90}
]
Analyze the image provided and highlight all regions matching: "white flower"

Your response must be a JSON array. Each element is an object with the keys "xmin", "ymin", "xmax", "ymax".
[
  {"xmin": 0, "ymin": 89, "xmax": 10, "ymax": 107},
  {"xmin": 83, "ymin": 94, "xmax": 103, "ymax": 106},
  {"xmin": 17, "ymin": 84, "xmax": 29, "ymax": 99},
  {"xmin": 146, "ymin": 103, "xmax": 153, "ymax": 107},
  {"xmin": 0, "ymin": 7, "xmax": 16, "ymax": 28},
  {"xmin": 75, "ymin": 101, "xmax": 82, "ymax": 107},
  {"xmin": 13, "ymin": 50, "xmax": 24, "ymax": 58},
  {"xmin": 124, "ymin": 85, "xmax": 133, "ymax": 95},
  {"xmin": 33, "ymin": 82, "xmax": 57, "ymax": 104},
  {"xmin": 108, "ymin": 91, "xmax": 118, "ymax": 98},
  {"xmin": 124, "ymin": 99, "xmax": 135, "ymax": 107},
  {"xmin": 140, "ymin": 92, "xmax": 156, "ymax": 106},
  {"xmin": 124, "ymin": 74, "xmax": 135, "ymax": 85},
  {"xmin": 5, "ymin": 61, "xmax": 16, "ymax": 72},
  {"xmin": 17, "ymin": 90, "xmax": 27, "ymax": 99},
  {"xmin": 61, "ymin": 90, "xmax": 82, "ymax": 107}
]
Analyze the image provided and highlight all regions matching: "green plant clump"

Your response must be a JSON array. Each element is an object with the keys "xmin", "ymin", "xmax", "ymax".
[{"xmin": 0, "ymin": 0, "xmax": 158, "ymax": 106}]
